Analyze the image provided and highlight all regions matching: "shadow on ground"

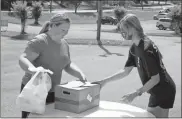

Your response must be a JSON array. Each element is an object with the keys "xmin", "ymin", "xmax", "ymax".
[
  {"xmin": 1, "ymin": 31, "xmax": 36, "ymax": 40},
  {"xmin": 99, "ymin": 53, "xmax": 124, "ymax": 57},
  {"xmin": 101, "ymin": 29, "xmax": 119, "ymax": 34},
  {"xmin": 98, "ymin": 44, "xmax": 124, "ymax": 57},
  {"xmin": 174, "ymin": 41, "xmax": 181, "ymax": 44},
  {"xmin": 10, "ymin": 34, "xmax": 35, "ymax": 41},
  {"xmin": 29, "ymin": 23, "xmax": 42, "ymax": 27},
  {"xmin": 10, "ymin": 34, "xmax": 29, "ymax": 40},
  {"xmin": 88, "ymin": 29, "xmax": 119, "ymax": 34}
]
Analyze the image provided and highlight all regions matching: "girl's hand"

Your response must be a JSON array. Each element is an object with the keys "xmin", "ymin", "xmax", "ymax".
[
  {"xmin": 91, "ymin": 80, "xmax": 106, "ymax": 89},
  {"xmin": 28, "ymin": 66, "xmax": 53, "ymax": 75},
  {"xmin": 120, "ymin": 91, "xmax": 138, "ymax": 104}
]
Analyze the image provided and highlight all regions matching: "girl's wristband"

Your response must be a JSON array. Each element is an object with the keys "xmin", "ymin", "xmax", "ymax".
[{"xmin": 136, "ymin": 89, "xmax": 143, "ymax": 96}]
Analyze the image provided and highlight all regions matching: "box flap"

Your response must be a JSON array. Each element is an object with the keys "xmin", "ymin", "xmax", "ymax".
[{"xmin": 60, "ymin": 81, "xmax": 98, "ymax": 90}]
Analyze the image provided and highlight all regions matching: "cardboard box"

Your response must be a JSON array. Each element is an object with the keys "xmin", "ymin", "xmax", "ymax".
[{"xmin": 55, "ymin": 81, "xmax": 100, "ymax": 113}]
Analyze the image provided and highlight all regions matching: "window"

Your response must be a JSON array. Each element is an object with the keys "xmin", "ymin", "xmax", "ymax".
[
  {"xmin": 159, "ymin": 13, "xmax": 166, "ymax": 15},
  {"xmin": 159, "ymin": 19, "xmax": 171, "ymax": 22},
  {"xmin": 160, "ymin": 19, "xmax": 165, "ymax": 22},
  {"xmin": 166, "ymin": 19, "xmax": 172, "ymax": 22}
]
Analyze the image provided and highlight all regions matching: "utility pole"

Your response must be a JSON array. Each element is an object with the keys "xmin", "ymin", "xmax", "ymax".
[
  {"xmin": 141, "ymin": 0, "xmax": 144, "ymax": 10},
  {"xmin": 96, "ymin": 0, "xmax": 102, "ymax": 45},
  {"xmin": 50, "ymin": 0, "xmax": 52, "ymax": 13}
]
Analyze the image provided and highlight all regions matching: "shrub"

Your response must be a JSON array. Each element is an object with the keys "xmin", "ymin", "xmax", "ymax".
[
  {"xmin": 114, "ymin": 6, "xmax": 127, "ymax": 31},
  {"xmin": 32, "ymin": 2, "xmax": 43, "ymax": 25},
  {"xmin": 11, "ymin": 1, "xmax": 30, "ymax": 34},
  {"xmin": 168, "ymin": 5, "xmax": 182, "ymax": 34},
  {"xmin": 114, "ymin": 6, "xmax": 127, "ymax": 21}
]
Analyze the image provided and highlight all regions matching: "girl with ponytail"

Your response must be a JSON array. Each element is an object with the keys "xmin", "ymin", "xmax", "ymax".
[
  {"xmin": 19, "ymin": 13, "xmax": 87, "ymax": 118},
  {"xmin": 93, "ymin": 14, "xmax": 176, "ymax": 118},
  {"xmin": 39, "ymin": 21, "xmax": 50, "ymax": 34}
]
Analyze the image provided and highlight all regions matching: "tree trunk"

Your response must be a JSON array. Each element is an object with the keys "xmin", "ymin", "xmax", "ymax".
[
  {"xmin": 75, "ymin": 3, "xmax": 78, "ymax": 13},
  {"xmin": 50, "ymin": 0, "xmax": 52, "ymax": 13},
  {"xmin": 96, "ymin": 1, "xmax": 98, "ymax": 12},
  {"xmin": 141, "ymin": 0, "xmax": 144, "ymax": 10},
  {"xmin": 158, "ymin": 0, "xmax": 160, "ymax": 5},
  {"xmin": 97, "ymin": 1, "xmax": 102, "ymax": 45},
  {"xmin": 21, "ymin": 19, "xmax": 26, "ymax": 34},
  {"xmin": 8, "ymin": 0, "xmax": 11, "ymax": 11},
  {"xmin": 75, "ymin": 7, "xmax": 77, "ymax": 13},
  {"xmin": 165, "ymin": 0, "xmax": 167, "ymax": 4},
  {"xmin": 34, "ymin": 18, "xmax": 39, "ymax": 25}
]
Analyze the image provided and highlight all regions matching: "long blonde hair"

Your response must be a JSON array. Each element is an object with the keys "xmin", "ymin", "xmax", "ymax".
[
  {"xmin": 119, "ymin": 14, "xmax": 146, "ymax": 39},
  {"xmin": 39, "ymin": 13, "xmax": 70, "ymax": 34}
]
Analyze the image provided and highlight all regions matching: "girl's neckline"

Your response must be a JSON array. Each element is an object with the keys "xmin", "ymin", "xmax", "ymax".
[
  {"xmin": 133, "ymin": 39, "xmax": 143, "ymax": 47},
  {"xmin": 45, "ymin": 33, "xmax": 63, "ymax": 45},
  {"xmin": 130, "ymin": 39, "xmax": 144, "ymax": 57}
]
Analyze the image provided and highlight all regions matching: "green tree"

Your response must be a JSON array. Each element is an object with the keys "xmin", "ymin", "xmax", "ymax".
[
  {"xmin": 114, "ymin": 7, "xmax": 127, "ymax": 31},
  {"xmin": 32, "ymin": 1, "xmax": 43, "ymax": 25},
  {"xmin": 168, "ymin": 5, "xmax": 182, "ymax": 34},
  {"xmin": 11, "ymin": 1, "xmax": 30, "ymax": 34},
  {"xmin": 114, "ymin": 6, "xmax": 127, "ymax": 22},
  {"xmin": 1, "ymin": 0, "xmax": 16, "ymax": 11},
  {"xmin": 165, "ymin": 0, "xmax": 168, "ymax": 4},
  {"xmin": 133, "ymin": 0, "xmax": 148, "ymax": 10},
  {"xmin": 158, "ymin": 0, "xmax": 161, "ymax": 5},
  {"xmin": 61, "ymin": 0, "xmax": 82, "ymax": 13},
  {"xmin": 118, "ymin": 0, "xmax": 126, "ymax": 7},
  {"xmin": 133, "ymin": 0, "xmax": 148, "ymax": 4},
  {"xmin": 72, "ymin": 0, "xmax": 82, "ymax": 13}
]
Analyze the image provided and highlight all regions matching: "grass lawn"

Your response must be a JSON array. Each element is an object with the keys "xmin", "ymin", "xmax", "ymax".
[
  {"xmin": 1, "ymin": 35, "xmax": 181, "ymax": 118},
  {"xmin": 1, "ymin": 9, "xmax": 158, "ymax": 25}
]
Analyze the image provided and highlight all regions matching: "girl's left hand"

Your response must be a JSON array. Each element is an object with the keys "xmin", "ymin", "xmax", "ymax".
[{"xmin": 120, "ymin": 91, "xmax": 138, "ymax": 104}]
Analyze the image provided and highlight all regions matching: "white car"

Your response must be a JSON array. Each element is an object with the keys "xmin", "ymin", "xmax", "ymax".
[
  {"xmin": 156, "ymin": 18, "xmax": 172, "ymax": 30},
  {"xmin": 153, "ymin": 13, "xmax": 169, "ymax": 20},
  {"xmin": 159, "ymin": 8, "xmax": 172, "ymax": 13}
]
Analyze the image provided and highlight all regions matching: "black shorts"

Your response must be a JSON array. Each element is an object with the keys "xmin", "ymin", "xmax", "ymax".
[{"xmin": 148, "ymin": 88, "xmax": 176, "ymax": 109}]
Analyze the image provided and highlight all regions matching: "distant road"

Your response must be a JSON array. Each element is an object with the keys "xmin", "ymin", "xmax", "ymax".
[
  {"xmin": 1, "ymin": 4, "xmax": 173, "ymax": 14},
  {"xmin": 47, "ymin": 5, "xmax": 174, "ymax": 13}
]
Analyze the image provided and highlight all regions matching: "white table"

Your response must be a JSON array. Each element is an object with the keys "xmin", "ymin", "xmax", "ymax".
[{"xmin": 29, "ymin": 100, "xmax": 155, "ymax": 118}]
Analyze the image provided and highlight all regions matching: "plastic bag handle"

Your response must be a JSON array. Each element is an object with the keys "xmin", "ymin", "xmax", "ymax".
[
  {"xmin": 29, "ymin": 70, "xmax": 42, "ymax": 85},
  {"xmin": 44, "ymin": 69, "xmax": 53, "ymax": 75}
]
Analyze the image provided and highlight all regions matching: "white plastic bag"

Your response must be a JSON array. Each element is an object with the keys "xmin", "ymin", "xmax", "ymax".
[{"xmin": 16, "ymin": 70, "xmax": 52, "ymax": 114}]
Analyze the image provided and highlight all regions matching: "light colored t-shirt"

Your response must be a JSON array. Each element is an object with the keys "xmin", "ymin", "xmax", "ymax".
[{"xmin": 22, "ymin": 33, "xmax": 71, "ymax": 92}]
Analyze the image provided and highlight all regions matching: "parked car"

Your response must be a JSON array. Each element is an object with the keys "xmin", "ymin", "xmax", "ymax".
[
  {"xmin": 159, "ymin": 8, "xmax": 171, "ymax": 13},
  {"xmin": 98, "ymin": 16, "xmax": 118, "ymax": 25},
  {"xmin": 156, "ymin": 18, "xmax": 172, "ymax": 30},
  {"xmin": 153, "ymin": 12, "xmax": 169, "ymax": 20}
]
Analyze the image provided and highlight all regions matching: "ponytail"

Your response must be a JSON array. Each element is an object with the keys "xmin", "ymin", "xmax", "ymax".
[{"xmin": 39, "ymin": 21, "xmax": 50, "ymax": 34}]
